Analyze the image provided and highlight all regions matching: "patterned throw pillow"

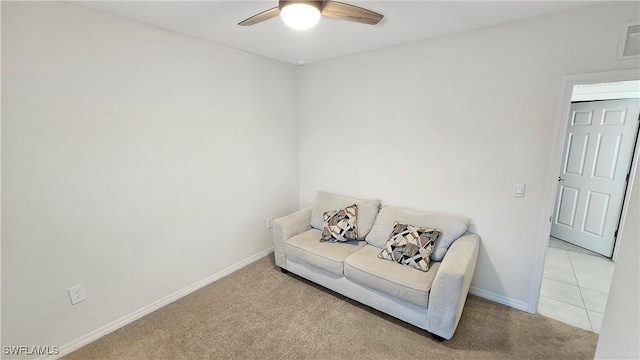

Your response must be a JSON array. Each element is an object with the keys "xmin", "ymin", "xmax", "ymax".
[
  {"xmin": 320, "ymin": 204, "xmax": 358, "ymax": 242},
  {"xmin": 378, "ymin": 222, "xmax": 442, "ymax": 271}
]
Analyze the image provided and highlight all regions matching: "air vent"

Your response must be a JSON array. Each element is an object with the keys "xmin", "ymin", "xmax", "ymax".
[{"xmin": 618, "ymin": 21, "xmax": 640, "ymax": 60}]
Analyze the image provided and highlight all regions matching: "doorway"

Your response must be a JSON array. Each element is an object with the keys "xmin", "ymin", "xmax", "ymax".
[
  {"xmin": 551, "ymin": 96, "xmax": 640, "ymax": 257},
  {"xmin": 537, "ymin": 79, "xmax": 640, "ymax": 333}
]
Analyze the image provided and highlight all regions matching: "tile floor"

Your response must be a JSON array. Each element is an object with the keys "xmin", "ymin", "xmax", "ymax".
[{"xmin": 537, "ymin": 237, "xmax": 614, "ymax": 333}]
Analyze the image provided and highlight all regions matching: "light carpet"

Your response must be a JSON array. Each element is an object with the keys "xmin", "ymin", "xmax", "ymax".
[{"xmin": 64, "ymin": 255, "xmax": 597, "ymax": 360}]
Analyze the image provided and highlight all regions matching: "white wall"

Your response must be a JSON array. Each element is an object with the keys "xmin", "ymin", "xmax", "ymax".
[
  {"xmin": 1, "ymin": 1, "xmax": 298, "ymax": 354},
  {"xmin": 297, "ymin": 1, "xmax": 640, "ymax": 308},
  {"xmin": 595, "ymin": 161, "xmax": 640, "ymax": 359}
]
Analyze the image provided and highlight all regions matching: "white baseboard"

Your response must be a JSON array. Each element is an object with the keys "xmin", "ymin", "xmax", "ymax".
[
  {"xmin": 42, "ymin": 247, "xmax": 274, "ymax": 360},
  {"xmin": 469, "ymin": 286, "xmax": 530, "ymax": 313}
]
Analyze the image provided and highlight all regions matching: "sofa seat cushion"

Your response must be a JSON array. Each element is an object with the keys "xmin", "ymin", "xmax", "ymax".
[
  {"xmin": 286, "ymin": 229, "xmax": 366, "ymax": 276},
  {"xmin": 344, "ymin": 245, "xmax": 440, "ymax": 308}
]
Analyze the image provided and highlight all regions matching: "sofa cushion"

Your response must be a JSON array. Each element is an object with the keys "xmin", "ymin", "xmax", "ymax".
[
  {"xmin": 345, "ymin": 245, "xmax": 440, "ymax": 308},
  {"xmin": 321, "ymin": 204, "xmax": 358, "ymax": 242},
  {"xmin": 310, "ymin": 191, "xmax": 380, "ymax": 240},
  {"xmin": 366, "ymin": 205, "xmax": 470, "ymax": 261},
  {"xmin": 378, "ymin": 222, "xmax": 440, "ymax": 272},
  {"xmin": 286, "ymin": 229, "xmax": 366, "ymax": 276}
]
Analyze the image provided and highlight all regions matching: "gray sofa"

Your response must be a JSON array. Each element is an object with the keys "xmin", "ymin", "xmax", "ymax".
[{"xmin": 273, "ymin": 191, "xmax": 480, "ymax": 340}]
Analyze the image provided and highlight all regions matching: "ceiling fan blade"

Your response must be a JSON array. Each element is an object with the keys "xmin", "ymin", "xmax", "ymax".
[
  {"xmin": 321, "ymin": 1, "xmax": 383, "ymax": 25},
  {"xmin": 238, "ymin": 7, "xmax": 280, "ymax": 26}
]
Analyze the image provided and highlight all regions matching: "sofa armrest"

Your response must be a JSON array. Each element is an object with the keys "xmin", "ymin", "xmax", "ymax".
[
  {"xmin": 426, "ymin": 233, "xmax": 480, "ymax": 339},
  {"xmin": 272, "ymin": 207, "xmax": 312, "ymax": 268}
]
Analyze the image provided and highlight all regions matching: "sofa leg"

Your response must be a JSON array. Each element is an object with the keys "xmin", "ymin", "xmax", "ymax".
[
  {"xmin": 279, "ymin": 267, "xmax": 289, "ymax": 274},
  {"xmin": 431, "ymin": 334, "xmax": 446, "ymax": 342}
]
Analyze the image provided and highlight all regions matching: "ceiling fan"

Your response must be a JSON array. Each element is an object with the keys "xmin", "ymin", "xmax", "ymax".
[{"xmin": 238, "ymin": 1, "xmax": 383, "ymax": 30}]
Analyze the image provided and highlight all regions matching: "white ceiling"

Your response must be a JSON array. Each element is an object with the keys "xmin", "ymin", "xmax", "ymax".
[{"xmin": 71, "ymin": 1, "xmax": 601, "ymax": 65}]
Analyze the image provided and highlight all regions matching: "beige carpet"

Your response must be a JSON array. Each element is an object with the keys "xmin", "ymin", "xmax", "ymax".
[{"xmin": 64, "ymin": 255, "xmax": 598, "ymax": 360}]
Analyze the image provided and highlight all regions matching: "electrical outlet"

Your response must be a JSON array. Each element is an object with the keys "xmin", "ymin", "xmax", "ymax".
[
  {"xmin": 68, "ymin": 284, "xmax": 87, "ymax": 305},
  {"xmin": 267, "ymin": 217, "xmax": 273, "ymax": 229}
]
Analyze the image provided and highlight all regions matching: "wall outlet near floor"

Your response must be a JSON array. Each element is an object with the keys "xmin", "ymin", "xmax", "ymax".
[
  {"xmin": 68, "ymin": 284, "xmax": 87, "ymax": 305},
  {"xmin": 267, "ymin": 217, "xmax": 273, "ymax": 229}
]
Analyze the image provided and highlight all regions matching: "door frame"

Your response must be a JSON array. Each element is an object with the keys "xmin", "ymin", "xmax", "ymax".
[{"xmin": 529, "ymin": 68, "xmax": 640, "ymax": 313}]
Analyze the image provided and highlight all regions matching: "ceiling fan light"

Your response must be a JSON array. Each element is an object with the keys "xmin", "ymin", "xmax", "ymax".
[{"xmin": 280, "ymin": 3, "xmax": 321, "ymax": 30}]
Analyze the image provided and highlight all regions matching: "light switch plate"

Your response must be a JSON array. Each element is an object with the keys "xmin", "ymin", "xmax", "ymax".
[{"xmin": 513, "ymin": 183, "xmax": 525, "ymax": 198}]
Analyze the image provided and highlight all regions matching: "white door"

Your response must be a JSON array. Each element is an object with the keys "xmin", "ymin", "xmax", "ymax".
[{"xmin": 551, "ymin": 98, "xmax": 640, "ymax": 257}]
